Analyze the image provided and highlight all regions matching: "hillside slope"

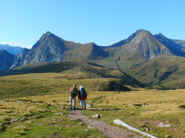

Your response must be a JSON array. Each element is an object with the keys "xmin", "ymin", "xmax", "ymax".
[
  {"xmin": 132, "ymin": 56, "xmax": 185, "ymax": 89},
  {"xmin": 0, "ymin": 50, "xmax": 15, "ymax": 71}
]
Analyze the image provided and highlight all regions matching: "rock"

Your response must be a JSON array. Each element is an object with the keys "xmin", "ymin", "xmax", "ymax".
[
  {"xmin": 92, "ymin": 114, "xmax": 101, "ymax": 119},
  {"xmin": 47, "ymin": 104, "xmax": 52, "ymax": 108},
  {"xmin": 62, "ymin": 106, "xmax": 66, "ymax": 110},
  {"xmin": 84, "ymin": 129, "xmax": 88, "ymax": 132},
  {"xmin": 51, "ymin": 132, "xmax": 62, "ymax": 138},
  {"xmin": 86, "ymin": 104, "xmax": 92, "ymax": 108},
  {"xmin": 20, "ymin": 117, "xmax": 28, "ymax": 122},
  {"xmin": 26, "ymin": 120, "xmax": 32, "ymax": 124},
  {"xmin": 11, "ymin": 118, "xmax": 18, "ymax": 123},
  {"xmin": 88, "ymin": 125, "xmax": 95, "ymax": 129},
  {"xmin": 143, "ymin": 127, "xmax": 150, "ymax": 132},
  {"xmin": 141, "ymin": 123, "xmax": 150, "ymax": 132},
  {"xmin": 35, "ymin": 113, "xmax": 44, "ymax": 119},
  {"xmin": 165, "ymin": 135, "xmax": 173, "ymax": 138},
  {"xmin": 158, "ymin": 122, "xmax": 171, "ymax": 128},
  {"xmin": 59, "ymin": 112, "xmax": 64, "ymax": 116}
]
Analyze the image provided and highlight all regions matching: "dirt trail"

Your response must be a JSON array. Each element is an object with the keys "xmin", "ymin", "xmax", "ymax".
[{"xmin": 69, "ymin": 110, "xmax": 142, "ymax": 138}]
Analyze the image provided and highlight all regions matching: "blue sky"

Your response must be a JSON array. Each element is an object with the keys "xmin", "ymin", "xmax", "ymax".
[{"xmin": 0, "ymin": 0, "xmax": 185, "ymax": 48}]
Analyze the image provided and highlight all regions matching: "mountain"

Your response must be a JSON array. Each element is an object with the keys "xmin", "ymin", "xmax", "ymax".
[
  {"xmin": 132, "ymin": 56, "xmax": 185, "ymax": 89},
  {"xmin": 99, "ymin": 29, "xmax": 173, "ymax": 69},
  {"xmin": 174, "ymin": 40, "xmax": 185, "ymax": 47},
  {"xmin": 11, "ymin": 29, "xmax": 185, "ymax": 71},
  {"xmin": 4, "ymin": 29, "xmax": 185, "ymax": 89},
  {"xmin": 11, "ymin": 32, "xmax": 109, "ymax": 68},
  {"xmin": 117, "ymin": 30, "xmax": 172, "ymax": 59},
  {"xmin": 0, "ymin": 44, "xmax": 23, "ymax": 55},
  {"xmin": 10, "ymin": 48, "xmax": 31, "ymax": 69},
  {"xmin": 0, "ymin": 50, "xmax": 15, "ymax": 71},
  {"xmin": 154, "ymin": 33, "xmax": 185, "ymax": 57}
]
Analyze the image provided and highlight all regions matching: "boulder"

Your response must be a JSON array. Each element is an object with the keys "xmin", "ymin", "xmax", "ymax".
[
  {"xmin": 92, "ymin": 114, "xmax": 101, "ymax": 119},
  {"xmin": 158, "ymin": 122, "xmax": 171, "ymax": 128}
]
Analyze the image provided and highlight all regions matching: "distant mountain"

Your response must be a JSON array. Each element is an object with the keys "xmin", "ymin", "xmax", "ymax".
[
  {"xmin": 117, "ymin": 30, "xmax": 172, "ymax": 59},
  {"xmin": 4, "ymin": 29, "xmax": 185, "ymax": 89},
  {"xmin": 12, "ymin": 32, "xmax": 108, "ymax": 68},
  {"xmin": 10, "ymin": 48, "xmax": 31, "ymax": 69},
  {"xmin": 0, "ymin": 50, "xmax": 15, "ymax": 71},
  {"xmin": 0, "ymin": 44, "xmax": 23, "ymax": 55},
  {"xmin": 154, "ymin": 34, "xmax": 185, "ymax": 57},
  {"xmin": 99, "ymin": 30, "xmax": 173, "ymax": 69},
  {"xmin": 11, "ymin": 29, "xmax": 185, "ymax": 70},
  {"xmin": 174, "ymin": 40, "xmax": 185, "ymax": 47}
]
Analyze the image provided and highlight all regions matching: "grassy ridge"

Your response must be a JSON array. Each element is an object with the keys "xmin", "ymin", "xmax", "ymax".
[{"xmin": 0, "ymin": 73, "xmax": 122, "ymax": 99}]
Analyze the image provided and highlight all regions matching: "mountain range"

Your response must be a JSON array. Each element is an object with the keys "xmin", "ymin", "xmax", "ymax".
[
  {"xmin": 0, "ymin": 44, "xmax": 23, "ymax": 55},
  {"xmin": 10, "ymin": 29, "xmax": 185, "ymax": 68},
  {"xmin": 1, "ymin": 29, "xmax": 185, "ymax": 89}
]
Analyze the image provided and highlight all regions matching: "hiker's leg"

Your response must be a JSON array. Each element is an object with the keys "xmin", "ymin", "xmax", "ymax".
[
  {"xmin": 84, "ymin": 100, "xmax": 86, "ymax": 110},
  {"xmin": 81, "ymin": 100, "xmax": 85, "ymax": 110},
  {"xmin": 74, "ymin": 97, "xmax": 76, "ymax": 110},
  {"xmin": 80, "ymin": 100, "xmax": 82, "ymax": 110},
  {"xmin": 70, "ymin": 96, "xmax": 73, "ymax": 109},
  {"xmin": 71, "ymin": 98, "xmax": 75, "ymax": 110}
]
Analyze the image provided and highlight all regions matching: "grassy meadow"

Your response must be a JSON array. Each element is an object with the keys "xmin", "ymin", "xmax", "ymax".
[{"xmin": 0, "ymin": 73, "xmax": 184, "ymax": 137}]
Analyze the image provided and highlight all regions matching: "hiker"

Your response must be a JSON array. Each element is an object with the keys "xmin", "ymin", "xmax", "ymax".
[
  {"xmin": 69, "ymin": 84, "xmax": 79, "ymax": 110},
  {"xmin": 78, "ymin": 85, "xmax": 87, "ymax": 110}
]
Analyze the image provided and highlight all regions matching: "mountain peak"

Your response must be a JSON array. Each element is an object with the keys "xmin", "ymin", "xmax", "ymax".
[
  {"xmin": 44, "ymin": 31, "xmax": 55, "ymax": 36},
  {"xmin": 110, "ymin": 29, "xmax": 152, "ymax": 47},
  {"xmin": 41, "ymin": 31, "xmax": 57, "ymax": 39},
  {"xmin": 155, "ymin": 33, "xmax": 167, "ymax": 39},
  {"xmin": 39, "ymin": 31, "xmax": 65, "ymax": 42},
  {"xmin": 86, "ymin": 42, "xmax": 98, "ymax": 46},
  {"xmin": 134, "ymin": 29, "xmax": 151, "ymax": 36}
]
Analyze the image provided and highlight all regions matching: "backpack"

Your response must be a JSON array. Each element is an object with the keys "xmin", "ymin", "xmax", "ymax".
[
  {"xmin": 71, "ymin": 87, "xmax": 78, "ymax": 98},
  {"xmin": 80, "ymin": 88, "xmax": 87, "ymax": 98}
]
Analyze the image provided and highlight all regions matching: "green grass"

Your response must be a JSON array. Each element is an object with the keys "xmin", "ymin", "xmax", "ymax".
[
  {"xmin": 0, "ymin": 73, "xmax": 122, "ymax": 99},
  {"xmin": 83, "ymin": 90, "xmax": 185, "ymax": 138},
  {"xmin": 0, "ymin": 72, "xmax": 185, "ymax": 137},
  {"xmin": 0, "ymin": 96, "xmax": 105, "ymax": 138}
]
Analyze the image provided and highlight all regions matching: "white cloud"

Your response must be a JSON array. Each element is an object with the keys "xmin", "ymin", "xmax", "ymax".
[{"xmin": 0, "ymin": 42, "xmax": 32, "ymax": 49}]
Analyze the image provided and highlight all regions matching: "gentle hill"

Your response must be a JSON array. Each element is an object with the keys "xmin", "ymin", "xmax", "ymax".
[
  {"xmin": 0, "ymin": 71, "xmax": 142, "ymax": 99},
  {"xmin": 0, "ymin": 50, "xmax": 15, "ymax": 71},
  {"xmin": 7, "ymin": 61, "xmax": 144, "ymax": 91},
  {"xmin": 10, "ymin": 62, "xmax": 109, "ymax": 77}
]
